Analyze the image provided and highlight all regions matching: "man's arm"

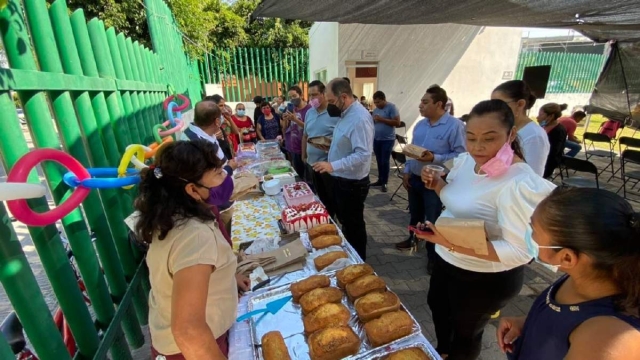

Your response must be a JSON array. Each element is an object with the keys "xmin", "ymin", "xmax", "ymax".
[
  {"xmin": 374, "ymin": 104, "xmax": 401, "ymax": 127},
  {"xmin": 433, "ymin": 121, "xmax": 466, "ymax": 163}
]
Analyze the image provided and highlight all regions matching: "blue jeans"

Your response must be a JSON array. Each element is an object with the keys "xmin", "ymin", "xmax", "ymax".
[
  {"xmin": 564, "ymin": 141, "xmax": 582, "ymax": 158},
  {"xmin": 373, "ymin": 139, "xmax": 395, "ymax": 185},
  {"xmin": 408, "ymin": 174, "xmax": 443, "ymax": 262}
]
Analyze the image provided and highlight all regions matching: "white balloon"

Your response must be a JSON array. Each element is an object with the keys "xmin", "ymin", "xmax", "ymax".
[
  {"xmin": 0, "ymin": 183, "xmax": 47, "ymax": 201},
  {"xmin": 125, "ymin": 145, "xmax": 150, "ymax": 169}
]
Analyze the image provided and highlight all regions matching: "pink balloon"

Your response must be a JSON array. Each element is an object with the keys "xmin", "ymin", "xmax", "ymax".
[{"xmin": 158, "ymin": 119, "xmax": 184, "ymax": 137}]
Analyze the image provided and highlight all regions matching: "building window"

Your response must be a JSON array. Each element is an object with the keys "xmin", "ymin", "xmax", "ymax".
[{"xmin": 315, "ymin": 69, "xmax": 327, "ymax": 83}]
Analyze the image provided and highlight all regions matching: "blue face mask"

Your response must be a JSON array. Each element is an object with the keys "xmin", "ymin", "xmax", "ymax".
[
  {"xmin": 237, "ymin": 110, "xmax": 246, "ymax": 117},
  {"xmin": 524, "ymin": 226, "xmax": 562, "ymax": 272},
  {"xmin": 539, "ymin": 121, "xmax": 548, "ymax": 127}
]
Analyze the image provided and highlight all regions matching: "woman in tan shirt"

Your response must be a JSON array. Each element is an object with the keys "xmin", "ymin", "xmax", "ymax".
[{"xmin": 134, "ymin": 140, "xmax": 249, "ymax": 359}]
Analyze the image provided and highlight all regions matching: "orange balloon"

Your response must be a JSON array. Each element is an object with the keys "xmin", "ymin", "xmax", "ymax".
[{"xmin": 144, "ymin": 136, "xmax": 173, "ymax": 159}]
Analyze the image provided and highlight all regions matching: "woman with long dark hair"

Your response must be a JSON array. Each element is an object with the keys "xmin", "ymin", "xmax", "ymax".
[
  {"xmin": 537, "ymin": 103, "xmax": 568, "ymax": 178},
  {"xmin": 498, "ymin": 188, "xmax": 640, "ymax": 359},
  {"xmin": 418, "ymin": 100, "xmax": 556, "ymax": 360},
  {"xmin": 135, "ymin": 139, "xmax": 248, "ymax": 359}
]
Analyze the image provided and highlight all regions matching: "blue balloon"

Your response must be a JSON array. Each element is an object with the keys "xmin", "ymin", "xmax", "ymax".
[
  {"xmin": 63, "ymin": 168, "xmax": 140, "ymax": 189},
  {"xmin": 167, "ymin": 101, "xmax": 179, "ymax": 128}
]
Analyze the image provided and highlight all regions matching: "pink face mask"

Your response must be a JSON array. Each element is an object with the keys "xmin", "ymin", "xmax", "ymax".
[
  {"xmin": 309, "ymin": 98, "xmax": 321, "ymax": 109},
  {"xmin": 479, "ymin": 141, "xmax": 514, "ymax": 177}
]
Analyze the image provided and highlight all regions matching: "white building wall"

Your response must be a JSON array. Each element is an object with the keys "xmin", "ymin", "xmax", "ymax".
[{"xmin": 309, "ymin": 22, "xmax": 340, "ymax": 81}]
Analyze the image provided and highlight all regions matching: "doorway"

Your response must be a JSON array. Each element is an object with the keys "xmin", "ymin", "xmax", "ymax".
[{"xmin": 345, "ymin": 61, "xmax": 378, "ymax": 107}]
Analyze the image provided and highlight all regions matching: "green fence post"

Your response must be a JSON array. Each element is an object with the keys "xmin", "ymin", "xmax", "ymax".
[
  {"xmin": 117, "ymin": 34, "xmax": 149, "ymax": 144},
  {"xmin": 232, "ymin": 49, "xmax": 241, "ymax": 101}
]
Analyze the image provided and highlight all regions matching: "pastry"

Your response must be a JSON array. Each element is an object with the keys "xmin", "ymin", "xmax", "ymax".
[
  {"xmin": 383, "ymin": 347, "xmax": 430, "ymax": 360},
  {"xmin": 303, "ymin": 303, "xmax": 351, "ymax": 334},
  {"xmin": 308, "ymin": 326, "xmax": 360, "ymax": 360},
  {"xmin": 336, "ymin": 264, "xmax": 374, "ymax": 288},
  {"xmin": 261, "ymin": 331, "xmax": 292, "ymax": 360},
  {"xmin": 307, "ymin": 223, "xmax": 338, "ymax": 240},
  {"xmin": 314, "ymin": 251, "xmax": 348, "ymax": 271},
  {"xmin": 299, "ymin": 287, "xmax": 343, "ymax": 315},
  {"xmin": 355, "ymin": 291, "xmax": 401, "ymax": 322},
  {"xmin": 283, "ymin": 182, "xmax": 314, "ymax": 206},
  {"xmin": 290, "ymin": 275, "xmax": 330, "ymax": 303},
  {"xmin": 311, "ymin": 235, "xmax": 342, "ymax": 250},
  {"xmin": 364, "ymin": 310, "xmax": 413, "ymax": 347},
  {"xmin": 282, "ymin": 202, "xmax": 329, "ymax": 233},
  {"xmin": 345, "ymin": 274, "xmax": 387, "ymax": 302}
]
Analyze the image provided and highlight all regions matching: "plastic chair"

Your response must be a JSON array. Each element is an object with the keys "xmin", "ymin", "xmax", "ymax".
[
  {"xmin": 619, "ymin": 149, "xmax": 640, "ymax": 202},
  {"xmin": 560, "ymin": 156, "xmax": 600, "ymax": 189},
  {"xmin": 583, "ymin": 132, "xmax": 616, "ymax": 180}
]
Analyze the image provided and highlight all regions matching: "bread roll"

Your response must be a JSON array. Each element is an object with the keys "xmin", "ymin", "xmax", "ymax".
[
  {"xmin": 299, "ymin": 287, "xmax": 343, "ymax": 315},
  {"xmin": 364, "ymin": 310, "xmax": 413, "ymax": 347},
  {"xmin": 355, "ymin": 291, "xmax": 401, "ymax": 322},
  {"xmin": 261, "ymin": 331, "xmax": 291, "ymax": 360},
  {"xmin": 311, "ymin": 235, "xmax": 342, "ymax": 250},
  {"xmin": 314, "ymin": 251, "xmax": 348, "ymax": 271},
  {"xmin": 303, "ymin": 303, "xmax": 351, "ymax": 334},
  {"xmin": 308, "ymin": 326, "xmax": 360, "ymax": 360},
  {"xmin": 307, "ymin": 223, "xmax": 338, "ymax": 240},
  {"xmin": 290, "ymin": 275, "xmax": 330, "ymax": 303},
  {"xmin": 336, "ymin": 264, "xmax": 374, "ymax": 288},
  {"xmin": 345, "ymin": 274, "xmax": 386, "ymax": 302},
  {"xmin": 383, "ymin": 347, "xmax": 430, "ymax": 360}
]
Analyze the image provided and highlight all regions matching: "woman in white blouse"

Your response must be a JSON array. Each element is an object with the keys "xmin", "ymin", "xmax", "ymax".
[
  {"xmin": 492, "ymin": 80, "xmax": 550, "ymax": 177},
  {"xmin": 417, "ymin": 99, "xmax": 555, "ymax": 360}
]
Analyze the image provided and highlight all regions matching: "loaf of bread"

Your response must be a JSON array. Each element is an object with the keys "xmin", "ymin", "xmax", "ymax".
[
  {"xmin": 345, "ymin": 274, "xmax": 386, "ymax": 302},
  {"xmin": 311, "ymin": 235, "xmax": 342, "ymax": 250},
  {"xmin": 383, "ymin": 347, "xmax": 430, "ymax": 360},
  {"xmin": 303, "ymin": 303, "xmax": 351, "ymax": 334},
  {"xmin": 364, "ymin": 310, "xmax": 413, "ymax": 347},
  {"xmin": 314, "ymin": 251, "xmax": 348, "ymax": 271},
  {"xmin": 299, "ymin": 287, "xmax": 343, "ymax": 315},
  {"xmin": 308, "ymin": 325, "xmax": 360, "ymax": 360},
  {"xmin": 355, "ymin": 291, "xmax": 401, "ymax": 322},
  {"xmin": 290, "ymin": 275, "xmax": 330, "ymax": 303},
  {"xmin": 261, "ymin": 331, "xmax": 292, "ymax": 360},
  {"xmin": 307, "ymin": 223, "xmax": 338, "ymax": 240},
  {"xmin": 336, "ymin": 264, "xmax": 374, "ymax": 288}
]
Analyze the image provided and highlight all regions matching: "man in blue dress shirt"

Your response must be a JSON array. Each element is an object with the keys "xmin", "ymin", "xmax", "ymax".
[
  {"xmin": 313, "ymin": 78, "xmax": 375, "ymax": 261},
  {"xmin": 398, "ymin": 86, "xmax": 466, "ymax": 274}
]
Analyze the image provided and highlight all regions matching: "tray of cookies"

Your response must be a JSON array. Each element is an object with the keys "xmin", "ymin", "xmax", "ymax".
[{"xmin": 245, "ymin": 267, "xmax": 422, "ymax": 360}]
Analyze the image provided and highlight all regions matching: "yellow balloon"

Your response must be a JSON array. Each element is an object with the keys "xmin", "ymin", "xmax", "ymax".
[{"xmin": 118, "ymin": 145, "xmax": 145, "ymax": 189}]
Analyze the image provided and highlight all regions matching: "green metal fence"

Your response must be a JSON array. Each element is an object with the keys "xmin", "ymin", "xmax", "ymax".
[
  {"xmin": 515, "ymin": 51, "xmax": 607, "ymax": 94},
  {"xmin": 201, "ymin": 47, "xmax": 310, "ymax": 102},
  {"xmin": 0, "ymin": 0, "xmax": 201, "ymax": 359}
]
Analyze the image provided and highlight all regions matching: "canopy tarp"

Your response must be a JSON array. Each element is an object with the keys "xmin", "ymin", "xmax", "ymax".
[{"xmin": 252, "ymin": 0, "xmax": 640, "ymax": 43}]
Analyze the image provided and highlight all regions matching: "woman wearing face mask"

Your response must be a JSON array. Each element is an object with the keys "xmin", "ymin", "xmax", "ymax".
[
  {"xmin": 537, "ymin": 103, "xmax": 568, "ymax": 179},
  {"xmin": 256, "ymin": 101, "xmax": 282, "ymax": 142},
  {"xmin": 492, "ymin": 80, "xmax": 550, "ymax": 177},
  {"xmin": 417, "ymin": 100, "xmax": 556, "ymax": 360},
  {"xmin": 231, "ymin": 103, "xmax": 256, "ymax": 148},
  {"xmin": 498, "ymin": 188, "xmax": 640, "ymax": 360},
  {"xmin": 135, "ymin": 140, "xmax": 249, "ymax": 360}
]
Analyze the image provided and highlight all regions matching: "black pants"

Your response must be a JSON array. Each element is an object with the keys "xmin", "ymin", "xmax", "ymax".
[
  {"xmin": 427, "ymin": 253, "xmax": 524, "ymax": 360},
  {"xmin": 310, "ymin": 166, "xmax": 336, "ymax": 219},
  {"xmin": 333, "ymin": 175, "xmax": 370, "ymax": 260},
  {"xmin": 408, "ymin": 174, "xmax": 442, "ymax": 263}
]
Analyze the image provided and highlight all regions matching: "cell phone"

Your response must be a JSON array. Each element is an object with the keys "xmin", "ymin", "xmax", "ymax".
[
  {"xmin": 286, "ymin": 103, "xmax": 295, "ymax": 113},
  {"xmin": 408, "ymin": 225, "xmax": 434, "ymax": 235}
]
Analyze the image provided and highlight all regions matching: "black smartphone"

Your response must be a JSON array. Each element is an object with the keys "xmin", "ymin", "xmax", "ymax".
[{"xmin": 408, "ymin": 225, "xmax": 434, "ymax": 235}]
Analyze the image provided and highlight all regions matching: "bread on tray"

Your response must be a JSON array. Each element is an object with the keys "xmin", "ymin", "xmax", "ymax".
[
  {"xmin": 290, "ymin": 275, "xmax": 330, "ymax": 303},
  {"xmin": 355, "ymin": 291, "xmax": 401, "ymax": 322},
  {"xmin": 314, "ymin": 251, "xmax": 348, "ymax": 271},
  {"xmin": 383, "ymin": 347, "xmax": 431, "ymax": 360},
  {"xmin": 261, "ymin": 331, "xmax": 292, "ymax": 360},
  {"xmin": 364, "ymin": 310, "xmax": 414, "ymax": 347},
  {"xmin": 308, "ymin": 325, "xmax": 360, "ymax": 360},
  {"xmin": 299, "ymin": 287, "xmax": 343, "ymax": 315},
  {"xmin": 307, "ymin": 223, "xmax": 338, "ymax": 240},
  {"xmin": 311, "ymin": 235, "xmax": 342, "ymax": 250},
  {"xmin": 303, "ymin": 303, "xmax": 351, "ymax": 334},
  {"xmin": 345, "ymin": 274, "xmax": 387, "ymax": 302},
  {"xmin": 336, "ymin": 264, "xmax": 374, "ymax": 288}
]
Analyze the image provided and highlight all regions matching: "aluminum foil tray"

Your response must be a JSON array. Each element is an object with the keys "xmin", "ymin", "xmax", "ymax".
[
  {"xmin": 354, "ymin": 339, "xmax": 441, "ymax": 359},
  {"xmin": 244, "ymin": 274, "xmax": 422, "ymax": 360}
]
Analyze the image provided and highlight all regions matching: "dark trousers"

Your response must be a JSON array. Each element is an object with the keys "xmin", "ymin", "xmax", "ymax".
[
  {"xmin": 333, "ymin": 175, "xmax": 370, "ymax": 261},
  {"xmin": 408, "ymin": 174, "xmax": 442, "ymax": 262},
  {"xmin": 291, "ymin": 152, "xmax": 306, "ymax": 180},
  {"xmin": 373, "ymin": 139, "xmax": 395, "ymax": 185},
  {"xmin": 311, "ymin": 166, "xmax": 337, "ymax": 219},
  {"xmin": 428, "ymin": 254, "xmax": 524, "ymax": 360}
]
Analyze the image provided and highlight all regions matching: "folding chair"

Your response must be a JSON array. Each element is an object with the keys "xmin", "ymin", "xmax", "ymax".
[
  {"xmin": 619, "ymin": 149, "xmax": 640, "ymax": 202},
  {"xmin": 583, "ymin": 132, "xmax": 617, "ymax": 180},
  {"xmin": 390, "ymin": 151, "xmax": 408, "ymax": 201},
  {"xmin": 560, "ymin": 156, "xmax": 599, "ymax": 189},
  {"xmin": 396, "ymin": 121, "xmax": 407, "ymax": 137},
  {"xmin": 395, "ymin": 133, "xmax": 408, "ymax": 149}
]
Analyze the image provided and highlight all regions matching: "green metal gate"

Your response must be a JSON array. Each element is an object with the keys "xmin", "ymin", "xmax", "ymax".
[{"xmin": 0, "ymin": 0, "xmax": 202, "ymax": 359}]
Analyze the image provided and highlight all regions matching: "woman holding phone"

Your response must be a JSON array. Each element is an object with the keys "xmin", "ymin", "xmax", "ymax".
[{"xmin": 416, "ymin": 99, "xmax": 555, "ymax": 360}]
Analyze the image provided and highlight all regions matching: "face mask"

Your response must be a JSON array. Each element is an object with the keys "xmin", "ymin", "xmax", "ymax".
[
  {"xmin": 290, "ymin": 98, "xmax": 302, "ymax": 107},
  {"xmin": 309, "ymin": 98, "xmax": 321, "ymax": 109},
  {"xmin": 205, "ymin": 174, "xmax": 234, "ymax": 207},
  {"xmin": 539, "ymin": 121, "xmax": 548, "ymax": 127},
  {"xmin": 237, "ymin": 110, "xmax": 246, "ymax": 117},
  {"xmin": 278, "ymin": 105, "xmax": 286, "ymax": 112},
  {"xmin": 479, "ymin": 141, "xmax": 514, "ymax": 177},
  {"xmin": 262, "ymin": 108, "xmax": 272, "ymax": 116},
  {"xmin": 524, "ymin": 226, "xmax": 563, "ymax": 272},
  {"xmin": 220, "ymin": 116, "xmax": 226, "ymax": 125},
  {"xmin": 327, "ymin": 104, "xmax": 342, "ymax": 117}
]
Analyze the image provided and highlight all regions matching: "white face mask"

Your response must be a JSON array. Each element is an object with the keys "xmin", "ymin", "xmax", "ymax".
[{"xmin": 524, "ymin": 226, "xmax": 563, "ymax": 272}]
